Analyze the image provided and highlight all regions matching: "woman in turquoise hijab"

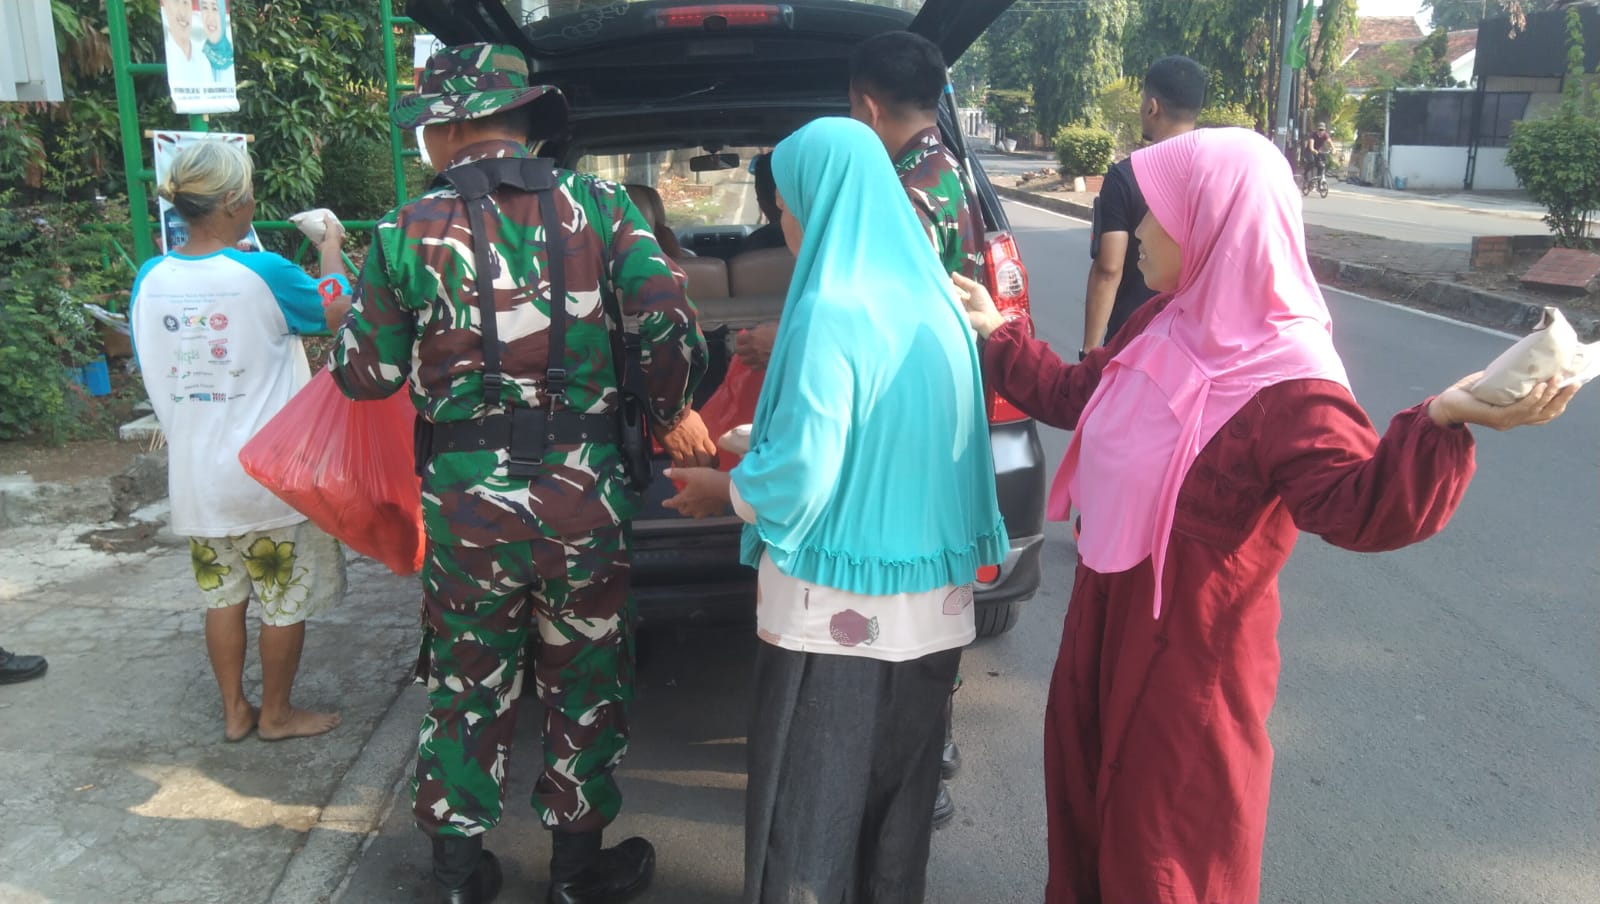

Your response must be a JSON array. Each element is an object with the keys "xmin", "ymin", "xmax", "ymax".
[{"xmin": 666, "ymin": 117, "xmax": 1006, "ymax": 903}]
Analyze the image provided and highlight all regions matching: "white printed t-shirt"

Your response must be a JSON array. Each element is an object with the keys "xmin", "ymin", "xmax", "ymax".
[
  {"xmin": 131, "ymin": 249, "xmax": 324, "ymax": 538},
  {"xmin": 730, "ymin": 482, "xmax": 977, "ymax": 662}
]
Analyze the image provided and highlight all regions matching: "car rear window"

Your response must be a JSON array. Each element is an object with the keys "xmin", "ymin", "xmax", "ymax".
[{"xmin": 581, "ymin": 147, "xmax": 771, "ymax": 229}]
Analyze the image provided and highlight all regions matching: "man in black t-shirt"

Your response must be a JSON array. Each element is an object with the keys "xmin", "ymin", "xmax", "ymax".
[
  {"xmin": 1303, "ymin": 123, "xmax": 1335, "ymax": 181},
  {"xmin": 1083, "ymin": 56, "xmax": 1206, "ymax": 357}
]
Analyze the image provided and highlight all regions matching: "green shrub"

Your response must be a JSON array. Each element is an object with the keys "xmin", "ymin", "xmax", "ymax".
[
  {"xmin": 318, "ymin": 135, "xmax": 405, "ymax": 224},
  {"xmin": 1054, "ymin": 127, "xmax": 1115, "ymax": 178},
  {"xmin": 1506, "ymin": 109, "xmax": 1600, "ymax": 246},
  {"xmin": 0, "ymin": 195, "xmax": 133, "ymax": 442}
]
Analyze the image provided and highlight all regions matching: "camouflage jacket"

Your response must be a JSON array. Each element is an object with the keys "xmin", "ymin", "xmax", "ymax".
[
  {"xmin": 331, "ymin": 138, "xmax": 708, "ymax": 544},
  {"xmin": 895, "ymin": 126, "xmax": 984, "ymax": 280}
]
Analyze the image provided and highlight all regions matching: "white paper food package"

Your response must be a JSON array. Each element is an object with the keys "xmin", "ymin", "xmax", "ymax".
[
  {"xmin": 718, "ymin": 424, "xmax": 752, "ymax": 456},
  {"xmin": 1471, "ymin": 306, "xmax": 1600, "ymax": 405},
  {"xmin": 289, "ymin": 208, "xmax": 340, "ymax": 245}
]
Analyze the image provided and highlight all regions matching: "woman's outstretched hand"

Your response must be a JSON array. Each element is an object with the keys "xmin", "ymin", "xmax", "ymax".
[
  {"xmin": 952, "ymin": 273, "xmax": 1007, "ymax": 340},
  {"xmin": 662, "ymin": 467, "xmax": 733, "ymax": 518},
  {"xmin": 1429, "ymin": 373, "xmax": 1579, "ymax": 430}
]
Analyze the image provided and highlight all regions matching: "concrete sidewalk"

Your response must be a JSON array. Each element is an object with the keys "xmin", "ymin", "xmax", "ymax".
[{"xmin": 0, "ymin": 513, "xmax": 421, "ymax": 904}]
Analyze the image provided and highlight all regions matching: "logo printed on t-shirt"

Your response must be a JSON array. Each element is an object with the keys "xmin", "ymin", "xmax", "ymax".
[
  {"xmin": 163, "ymin": 315, "xmax": 181, "ymax": 332},
  {"xmin": 209, "ymin": 314, "xmax": 229, "ymax": 331}
]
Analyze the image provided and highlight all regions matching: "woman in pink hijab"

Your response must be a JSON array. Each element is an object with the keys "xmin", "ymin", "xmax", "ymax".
[{"xmin": 955, "ymin": 127, "xmax": 1578, "ymax": 904}]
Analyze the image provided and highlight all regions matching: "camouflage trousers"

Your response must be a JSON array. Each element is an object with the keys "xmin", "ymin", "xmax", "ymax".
[{"xmin": 412, "ymin": 524, "xmax": 634, "ymax": 838}]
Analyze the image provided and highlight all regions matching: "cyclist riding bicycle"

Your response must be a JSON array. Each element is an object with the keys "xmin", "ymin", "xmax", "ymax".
[{"xmin": 1302, "ymin": 123, "xmax": 1334, "ymax": 183}]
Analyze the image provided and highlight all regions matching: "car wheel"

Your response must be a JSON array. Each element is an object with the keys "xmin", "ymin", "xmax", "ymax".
[{"xmin": 974, "ymin": 599, "xmax": 1022, "ymax": 638}]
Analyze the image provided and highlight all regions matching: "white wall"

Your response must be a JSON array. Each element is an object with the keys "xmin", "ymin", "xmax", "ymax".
[
  {"xmin": 1387, "ymin": 145, "xmax": 1522, "ymax": 191},
  {"xmin": 1388, "ymin": 146, "xmax": 1469, "ymax": 190},
  {"xmin": 1469, "ymin": 147, "xmax": 1522, "ymax": 191}
]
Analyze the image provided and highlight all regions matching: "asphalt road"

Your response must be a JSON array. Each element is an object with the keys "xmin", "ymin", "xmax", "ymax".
[
  {"xmin": 977, "ymin": 151, "xmax": 1547, "ymax": 249},
  {"xmin": 339, "ymin": 201, "xmax": 1597, "ymax": 904}
]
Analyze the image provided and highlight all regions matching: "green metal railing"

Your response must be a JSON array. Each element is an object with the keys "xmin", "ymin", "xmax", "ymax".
[{"xmin": 106, "ymin": 0, "xmax": 419, "ymax": 274}]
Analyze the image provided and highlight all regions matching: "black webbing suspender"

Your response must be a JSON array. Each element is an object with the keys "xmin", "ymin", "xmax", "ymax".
[
  {"xmin": 426, "ymin": 158, "xmax": 652, "ymax": 490},
  {"xmin": 437, "ymin": 157, "xmax": 570, "ymax": 479}
]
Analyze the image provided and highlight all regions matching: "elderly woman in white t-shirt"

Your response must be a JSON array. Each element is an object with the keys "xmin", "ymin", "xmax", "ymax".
[{"xmin": 131, "ymin": 141, "xmax": 350, "ymax": 742}]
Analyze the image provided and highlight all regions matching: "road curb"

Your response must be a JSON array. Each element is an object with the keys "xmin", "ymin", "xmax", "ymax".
[
  {"xmin": 995, "ymin": 184, "xmax": 1599, "ymax": 341},
  {"xmin": 993, "ymin": 184, "xmax": 1093, "ymax": 221},
  {"xmin": 266, "ymin": 682, "xmax": 422, "ymax": 904}
]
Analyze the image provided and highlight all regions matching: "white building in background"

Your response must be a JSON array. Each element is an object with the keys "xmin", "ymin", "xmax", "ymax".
[{"xmin": 1, "ymin": 0, "xmax": 63, "ymax": 103}]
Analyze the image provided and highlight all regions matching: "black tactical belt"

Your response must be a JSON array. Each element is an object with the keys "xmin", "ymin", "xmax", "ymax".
[
  {"xmin": 427, "ymin": 409, "xmax": 621, "ymax": 479},
  {"xmin": 430, "ymin": 410, "xmax": 620, "ymax": 453}
]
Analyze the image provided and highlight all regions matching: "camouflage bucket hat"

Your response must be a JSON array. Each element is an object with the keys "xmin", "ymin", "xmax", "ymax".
[{"xmin": 391, "ymin": 43, "xmax": 566, "ymax": 130}]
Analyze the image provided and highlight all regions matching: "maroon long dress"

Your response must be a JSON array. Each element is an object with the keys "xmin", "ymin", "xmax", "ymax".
[{"xmin": 982, "ymin": 304, "xmax": 1476, "ymax": 904}]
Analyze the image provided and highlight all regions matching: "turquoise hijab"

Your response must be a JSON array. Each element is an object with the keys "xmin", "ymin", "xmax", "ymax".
[{"xmin": 731, "ymin": 117, "xmax": 1007, "ymax": 595}]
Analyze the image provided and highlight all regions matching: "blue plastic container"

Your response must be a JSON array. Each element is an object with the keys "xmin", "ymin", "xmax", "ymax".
[{"xmin": 69, "ymin": 356, "xmax": 113, "ymax": 397}]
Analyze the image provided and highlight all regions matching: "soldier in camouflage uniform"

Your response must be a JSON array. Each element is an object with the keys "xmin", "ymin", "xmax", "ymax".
[
  {"xmin": 733, "ymin": 30, "xmax": 984, "ymax": 829},
  {"xmin": 330, "ymin": 44, "xmax": 713, "ymax": 904}
]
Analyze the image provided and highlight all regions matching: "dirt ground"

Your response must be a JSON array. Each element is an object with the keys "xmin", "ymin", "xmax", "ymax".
[{"xmin": 0, "ymin": 364, "xmax": 152, "ymax": 484}]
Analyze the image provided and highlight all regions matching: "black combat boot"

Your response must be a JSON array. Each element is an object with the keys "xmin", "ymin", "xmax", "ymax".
[
  {"xmin": 932, "ymin": 782, "xmax": 956, "ymax": 829},
  {"xmin": 432, "ymin": 835, "xmax": 502, "ymax": 904},
  {"xmin": 546, "ymin": 829, "xmax": 655, "ymax": 904},
  {"xmin": 941, "ymin": 687, "xmax": 962, "ymax": 780},
  {"xmin": 0, "ymin": 647, "xmax": 47, "ymax": 685}
]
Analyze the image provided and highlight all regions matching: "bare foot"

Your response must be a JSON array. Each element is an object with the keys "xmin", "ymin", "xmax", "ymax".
[
  {"xmin": 224, "ymin": 702, "xmax": 259, "ymax": 743},
  {"xmin": 258, "ymin": 707, "xmax": 341, "ymax": 741}
]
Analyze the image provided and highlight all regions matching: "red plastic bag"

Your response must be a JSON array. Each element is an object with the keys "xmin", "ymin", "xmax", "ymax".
[
  {"xmin": 700, "ymin": 354, "xmax": 763, "ymax": 473},
  {"xmin": 239, "ymin": 370, "xmax": 425, "ymax": 575}
]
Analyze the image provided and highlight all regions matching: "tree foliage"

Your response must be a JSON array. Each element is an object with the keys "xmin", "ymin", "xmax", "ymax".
[
  {"xmin": 1092, "ymin": 79, "xmax": 1145, "ymax": 158},
  {"xmin": 985, "ymin": 88, "xmax": 1035, "ymax": 144},
  {"xmin": 1027, "ymin": 1, "xmax": 1133, "ymax": 137},
  {"xmin": 1404, "ymin": 27, "xmax": 1459, "ymax": 87},
  {"xmin": 1123, "ymin": 0, "xmax": 1276, "ymax": 127},
  {"xmin": 1, "ymin": 0, "xmax": 403, "ymax": 222}
]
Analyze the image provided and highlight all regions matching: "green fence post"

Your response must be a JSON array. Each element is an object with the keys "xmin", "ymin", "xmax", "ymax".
[
  {"xmin": 106, "ymin": 0, "xmax": 155, "ymax": 264},
  {"xmin": 383, "ymin": 5, "xmax": 416, "ymax": 209}
]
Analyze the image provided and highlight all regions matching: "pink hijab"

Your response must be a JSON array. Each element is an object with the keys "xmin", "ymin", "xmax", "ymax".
[{"xmin": 1048, "ymin": 127, "xmax": 1350, "ymax": 618}]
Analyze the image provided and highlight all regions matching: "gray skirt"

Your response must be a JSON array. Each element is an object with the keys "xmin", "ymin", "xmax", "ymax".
[{"xmin": 743, "ymin": 641, "xmax": 961, "ymax": 904}]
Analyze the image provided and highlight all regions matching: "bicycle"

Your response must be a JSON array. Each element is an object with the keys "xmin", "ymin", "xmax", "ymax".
[{"xmin": 1301, "ymin": 152, "xmax": 1330, "ymax": 199}]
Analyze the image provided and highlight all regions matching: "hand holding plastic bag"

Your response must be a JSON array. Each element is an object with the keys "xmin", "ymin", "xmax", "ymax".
[
  {"xmin": 239, "ymin": 370, "xmax": 425, "ymax": 575},
  {"xmin": 699, "ymin": 349, "xmax": 763, "ymax": 473}
]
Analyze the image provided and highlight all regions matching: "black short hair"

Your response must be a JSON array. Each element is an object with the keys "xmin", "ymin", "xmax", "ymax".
[
  {"xmin": 1143, "ymin": 55, "xmax": 1206, "ymax": 119},
  {"xmin": 849, "ymin": 31, "xmax": 947, "ymax": 115},
  {"xmin": 752, "ymin": 152, "xmax": 777, "ymax": 212}
]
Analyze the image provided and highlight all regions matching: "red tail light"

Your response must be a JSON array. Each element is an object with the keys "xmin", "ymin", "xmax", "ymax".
[
  {"xmin": 653, "ymin": 4, "xmax": 789, "ymax": 29},
  {"xmin": 984, "ymin": 231, "xmax": 1032, "ymax": 425},
  {"xmin": 976, "ymin": 565, "xmax": 1001, "ymax": 584}
]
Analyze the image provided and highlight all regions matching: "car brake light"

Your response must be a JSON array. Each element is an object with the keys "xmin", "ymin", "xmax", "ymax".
[
  {"xmin": 653, "ymin": 4, "xmax": 788, "ymax": 29},
  {"xmin": 984, "ymin": 232, "xmax": 1032, "ymax": 425}
]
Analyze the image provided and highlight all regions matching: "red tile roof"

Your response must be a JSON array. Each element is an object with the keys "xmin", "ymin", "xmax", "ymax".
[
  {"xmin": 1445, "ymin": 28, "xmax": 1479, "ymax": 61},
  {"xmin": 1354, "ymin": 15, "xmax": 1427, "ymax": 46},
  {"xmin": 1337, "ymin": 27, "xmax": 1478, "ymax": 90}
]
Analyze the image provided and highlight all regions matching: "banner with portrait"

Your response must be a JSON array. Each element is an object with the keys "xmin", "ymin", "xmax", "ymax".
[
  {"xmin": 160, "ymin": 0, "xmax": 239, "ymax": 114},
  {"xmin": 152, "ymin": 131, "xmax": 261, "ymax": 253}
]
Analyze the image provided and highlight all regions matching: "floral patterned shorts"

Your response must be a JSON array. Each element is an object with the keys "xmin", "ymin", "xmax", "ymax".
[{"xmin": 188, "ymin": 522, "xmax": 345, "ymax": 626}]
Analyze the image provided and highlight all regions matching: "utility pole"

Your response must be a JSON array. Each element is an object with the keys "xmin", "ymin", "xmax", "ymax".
[{"xmin": 1275, "ymin": 0, "xmax": 1302, "ymax": 152}]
